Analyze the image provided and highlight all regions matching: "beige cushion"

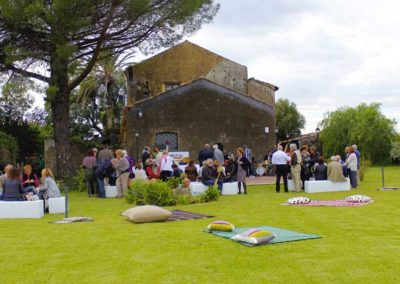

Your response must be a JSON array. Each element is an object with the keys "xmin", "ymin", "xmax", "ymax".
[{"xmin": 122, "ymin": 205, "xmax": 172, "ymax": 223}]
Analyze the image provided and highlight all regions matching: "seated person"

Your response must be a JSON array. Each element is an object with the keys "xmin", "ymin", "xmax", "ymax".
[
  {"xmin": 39, "ymin": 168, "xmax": 61, "ymax": 208},
  {"xmin": 2, "ymin": 167, "xmax": 24, "ymax": 201},
  {"xmin": 22, "ymin": 164, "xmax": 39, "ymax": 194},
  {"xmin": 171, "ymin": 164, "xmax": 182, "ymax": 180},
  {"xmin": 145, "ymin": 162, "xmax": 159, "ymax": 179},
  {"xmin": 224, "ymin": 159, "xmax": 236, "ymax": 182},
  {"xmin": 0, "ymin": 164, "xmax": 13, "ymax": 200},
  {"xmin": 314, "ymin": 157, "xmax": 328, "ymax": 180},
  {"xmin": 214, "ymin": 160, "xmax": 226, "ymax": 184},
  {"xmin": 197, "ymin": 160, "xmax": 208, "ymax": 182},
  {"xmin": 328, "ymin": 156, "xmax": 346, "ymax": 182},
  {"xmin": 184, "ymin": 159, "xmax": 198, "ymax": 182},
  {"xmin": 133, "ymin": 163, "xmax": 148, "ymax": 180},
  {"xmin": 201, "ymin": 158, "xmax": 222, "ymax": 191}
]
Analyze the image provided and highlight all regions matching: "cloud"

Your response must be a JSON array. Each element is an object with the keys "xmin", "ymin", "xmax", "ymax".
[{"xmin": 186, "ymin": 0, "xmax": 400, "ymax": 132}]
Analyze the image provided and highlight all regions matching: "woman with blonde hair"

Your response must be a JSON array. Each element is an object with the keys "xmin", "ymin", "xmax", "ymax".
[
  {"xmin": 345, "ymin": 147, "xmax": 358, "ymax": 188},
  {"xmin": 40, "ymin": 168, "xmax": 61, "ymax": 200},
  {"xmin": 112, "ymin": 149, "xmax": 130, "ymax": 198}
]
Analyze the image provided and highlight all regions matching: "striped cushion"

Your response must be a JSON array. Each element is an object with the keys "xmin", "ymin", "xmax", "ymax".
[
  {"xmin": 345, "ymin": 195, "xmax": 371, "ymax": 203},
  {"xmin": 207, "ymin": 221, "xmax": 235, "ymax": 232},
  {"xmin": 231, "ymin": 228, "xmax": 275, "ymax": 245},
  {"xmin": 287, "ymin": 197, "xmax": 310, "ymax": 204}
]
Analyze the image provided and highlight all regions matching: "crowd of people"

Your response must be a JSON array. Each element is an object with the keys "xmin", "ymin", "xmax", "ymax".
[
  {"xmin": 0, "ymin": 141, "xmax": 361, "ymax": 202},
  {"xmin": 271, "ymin": 143, "xmax": 361, "ymax": 193},
  {"xmin": 0, "ymin": 164, "xmax": 61, "ymax": 208},
  {"xmin": 83, "ymin": 143, "xmax": 254, "ymax": 198}
]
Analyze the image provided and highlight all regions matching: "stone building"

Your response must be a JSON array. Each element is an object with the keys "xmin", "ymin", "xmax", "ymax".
[{"xmin": 122, "ymin": 41, "xmax": 278, "ymax": 161}]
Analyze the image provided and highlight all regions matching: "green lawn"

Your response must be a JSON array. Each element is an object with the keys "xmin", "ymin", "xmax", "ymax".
[{"xmin": 1, "ymin": 167, "xmax": 399, "ymax": 283}]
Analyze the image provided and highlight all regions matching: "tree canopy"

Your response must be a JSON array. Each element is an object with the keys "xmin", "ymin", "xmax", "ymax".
[
  {"xmin": 0, "ymin": 0, "xmax": 219, "ymax": 177},
  {"xmin": 275, "ymin": 98, "xmax": 305, "ymax": 140},
  {"xmin": 319, "ymin": 103, "xmax": 397, "ymax": 165}
]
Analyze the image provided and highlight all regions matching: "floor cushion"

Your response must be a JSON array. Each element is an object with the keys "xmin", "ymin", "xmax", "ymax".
[
  {"xmin": 207, "ymin": 220, "xmax": 235, "ymax": 232},
  {"xmin": 122, "ymin": 205, "xmax": 172, "ymax": 223},
  {"xmin": 345, "ymin": 195, "xmax": 371, "ymax": 203},
  {"xmin": 231, "ymin": 228, "xmax": 275, "ymax": 245},
  {"xmin": 287, "ymin": 197, "xmax": 311, "ymax": 204}
]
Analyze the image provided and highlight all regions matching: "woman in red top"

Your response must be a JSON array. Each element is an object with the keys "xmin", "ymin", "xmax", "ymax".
[{"xmin": 22, "ymin": 164, "xmax": 39, "ymax": 194}]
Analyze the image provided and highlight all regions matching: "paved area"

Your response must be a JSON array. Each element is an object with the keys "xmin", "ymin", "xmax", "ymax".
[{"xmin": 246, "ymin": 176, "xmax": 276, "ymax": 185}]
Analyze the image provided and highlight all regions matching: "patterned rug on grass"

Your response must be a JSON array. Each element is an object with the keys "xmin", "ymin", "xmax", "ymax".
[
  {"xmin": 283, "ymin": 200, "xmax": 374, "ymax": 206},
  {"xmin": 167, "ymin": 210, "xmax": 214, "ymax": 221},
  {"xmin": 49, "ymin": 217, "xmax": 94, "ymax": 224},
  {"xmin": 206, "ymin": 226, "xmax": 321, "ymax": 247}
]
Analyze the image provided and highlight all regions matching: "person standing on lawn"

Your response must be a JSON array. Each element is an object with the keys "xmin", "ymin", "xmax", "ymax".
[
  {"xmin": 345, "ymin": 146, "xmax": 358, "ymax": 188},
  {"xmin": 235, "ymin": 147, "xmax": 250, "ymax": 194},
  {"xmin": 352, "ymin": 144, "xmax": 361, "ymax": 183},
  {"xmin": 290, "ymin": 143, "xmax": 302, "ymax": 192},
  {"xmin": 272, "ymin": 145, "xmax": 291, "ymax": 193},
  {"xmin": 112, "ymin": 149, "xmax": 131, "ymax": 198},
  {"xmin": 82, "ymin": 149, "xmax": 98, "ymax": 197}
]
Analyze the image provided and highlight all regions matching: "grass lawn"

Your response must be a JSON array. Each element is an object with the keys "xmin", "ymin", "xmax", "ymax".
[{"xmin": 1, "ymin": 167, "xmax": 399, "ymax": 283}]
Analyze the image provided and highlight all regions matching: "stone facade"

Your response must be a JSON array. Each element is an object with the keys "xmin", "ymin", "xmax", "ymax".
[
  {"xmin": 44, "ymin": 139, "xmax": 88, "ymax": 178},
  {"xmin": 123, "ymin": 41, "xmax": 278, "ymax": 161}
]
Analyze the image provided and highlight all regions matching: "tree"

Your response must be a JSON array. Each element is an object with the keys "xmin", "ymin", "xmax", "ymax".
[
  {"xmin": 0, "ymin": 78, "xmax": 44, "ymax": 161},
  {"xmin": 0, "ymin": 130, "xmax": 18, "ymax": 165},
  {"xmin": 275, "ymin": 98, "xmax": 305, "ymax": 140},
  {"xmin": 319, "ymin": 103, "xmax": 397, "ymax": 165},
  {"xmin": 390, "ymin": 134, "xmax": 400, "ymax": 164},
  {"xmin": 0, "ymin": 0, "xmax": 219, "ymax": 177},
  {"xmin": 75, "ymin": 54, "xmax": 128, "ymax": 141}
]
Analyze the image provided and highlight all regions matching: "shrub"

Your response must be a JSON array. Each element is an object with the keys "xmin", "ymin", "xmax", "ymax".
[
  {"xmin": 126, "ymin": 180, "xmax": 175, "ymax": 206},
  {"xmin": 199, "ymin": 185, "xmax": 220, "ymax": 203},
  {"xmin": 359, "ymin": 158, "xmax": 371, "ymax": 182},
  {"xmin": 62, "ymin": 167, "xmax": 86, "ymax": 192},
  {"xmin": 126, "ymin": 180, "xmax": 147, "ymax": 205},
  {"xmin": 166, "ymin": 177, "xmax": 181, "ymax": 189}
]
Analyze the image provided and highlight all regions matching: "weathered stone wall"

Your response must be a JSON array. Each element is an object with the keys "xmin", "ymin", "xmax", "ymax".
[
  {"xmin": 247, "ymin": 78, "xmax": 276, "ymax": 107},
  {"xmin": 205, "ymin": 60, "xmax": 247, "ymax": 94},
  {"xmin": 125, "ymin": 80, "xmax": 275, "ymax": 162},
  {"xmin": 125, "ymin": 41, "xmax": 249, "ymax": 105},
  {"xmin": 0, "ymin": 147, "xmax": 13, "ymax": 165},
  {"xmin": 44, "ymin": 139, "xmax": 87, "ymax": 177}
]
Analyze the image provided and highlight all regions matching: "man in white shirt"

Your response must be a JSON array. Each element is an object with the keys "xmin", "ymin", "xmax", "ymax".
[{"xmin": 272, "ymin": 145, "xmax": 291, "ymax": 192}]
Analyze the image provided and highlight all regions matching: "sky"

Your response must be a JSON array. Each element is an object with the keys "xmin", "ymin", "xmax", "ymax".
[
  {"xmin": 136, "ymin": 0, "xmax": 400, "ymax": 133},
  {"xmin": 30, "ymin": 0, "xmax": 400, "ymax": 134}
]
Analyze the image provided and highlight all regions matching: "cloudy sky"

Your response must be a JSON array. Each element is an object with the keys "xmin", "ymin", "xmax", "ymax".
[
  {"xmin": 26, "ymin": 1, "xmax": 398, "ymax": 133},
  {"xmin": 139, "ymin": 0, "xmax": 400, "ymax": 133}
]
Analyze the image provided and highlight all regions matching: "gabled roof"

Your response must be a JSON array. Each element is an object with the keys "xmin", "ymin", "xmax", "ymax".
[
  {"xmin": 135, "ymin": 40, "xmax": 246, "ymax": 68},
  {"xmin": 134, "ymin": 78, "xmax": 274, "ymax": 116}
]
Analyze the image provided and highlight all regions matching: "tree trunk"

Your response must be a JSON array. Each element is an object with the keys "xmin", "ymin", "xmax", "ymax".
[{"xmin": 49, "ymin": 56, "xmax": 73, "ymax": 178}]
